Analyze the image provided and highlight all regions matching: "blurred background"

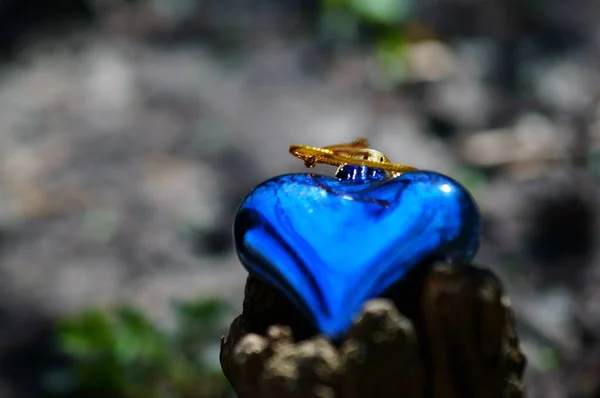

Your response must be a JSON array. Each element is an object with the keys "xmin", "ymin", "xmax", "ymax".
[{"xmin": 0, "ymin": 0, "xmax": 599, "ymax": 397}]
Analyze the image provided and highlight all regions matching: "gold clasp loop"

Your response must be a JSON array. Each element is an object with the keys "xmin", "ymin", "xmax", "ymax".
[{"xmin": 289, "ymin": 138, "xmax": 418, "ymax": 176}]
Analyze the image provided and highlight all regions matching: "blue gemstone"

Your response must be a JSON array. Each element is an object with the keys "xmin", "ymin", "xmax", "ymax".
[
  {"xmin": 233, "ymin": 169, "xmax": 481, "ymax": 337},
  {"xmin": 335, "ymin": 164, "xmax": 388, "ymax": 183}
]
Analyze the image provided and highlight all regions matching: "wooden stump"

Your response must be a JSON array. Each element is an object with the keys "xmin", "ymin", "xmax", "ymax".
[{"xmin": 220, "ymin": 263, "xmax": 527, "ymax": 398}]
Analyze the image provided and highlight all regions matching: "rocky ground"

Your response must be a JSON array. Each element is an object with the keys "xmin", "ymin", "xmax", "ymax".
[{"xmin": 0, "ymin": 1, "xmax": 599, "ymax": 397}]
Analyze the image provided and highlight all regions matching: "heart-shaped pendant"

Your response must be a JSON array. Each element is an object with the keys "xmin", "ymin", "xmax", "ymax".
[{"xmin": 233, "ymin": 139, "xmax": 481, "ymax": 337}]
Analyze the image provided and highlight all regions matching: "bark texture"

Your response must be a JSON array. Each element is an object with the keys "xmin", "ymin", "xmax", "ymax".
[{"xmin": 220, "ymin": 262, "xmax": 527, "ymax": 398}]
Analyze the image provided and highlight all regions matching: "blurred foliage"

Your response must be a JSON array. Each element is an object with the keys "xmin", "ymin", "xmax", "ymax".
[
  {"xmin": 45, "ymin": 298, "xmax": 233, "ymax": 398},
  {"xmin": 318, "ymin": 0, "xmax": 415, "ymax": 86},
  {"xmin": 322, "ymin": 0, "xmax": 412, "ymax": 26}
]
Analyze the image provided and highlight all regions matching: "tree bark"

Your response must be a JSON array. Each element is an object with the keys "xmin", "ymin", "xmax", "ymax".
[{"xmin": 220, "ymin": 262, "xmax": 527, "ymax": 398}]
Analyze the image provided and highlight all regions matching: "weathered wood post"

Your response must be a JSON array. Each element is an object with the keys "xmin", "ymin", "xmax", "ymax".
[{"xmin": 220, "ymin": 262, "xmax": 527, "ymax": 398}]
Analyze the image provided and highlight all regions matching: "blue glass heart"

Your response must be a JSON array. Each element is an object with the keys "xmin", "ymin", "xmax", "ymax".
[{"xmin": 234, "ymin": 165, "xmax": 481, "ymax": 337}]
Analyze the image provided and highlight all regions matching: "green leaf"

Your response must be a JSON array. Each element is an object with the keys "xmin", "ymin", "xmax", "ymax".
[
  {"xmin": 58, "ymin": 309, "xmax": 115, "ymax": 357},
  {"xmin": 322, "ymin": 0, "xmax": 347, "ymax": 7},
  {"xmin": 374, "ymin": 33, "xmax": 408, "ymax": 87},
  {"xmin": 53, "ymin": 298, "xmax": 233, "ymax": 397},
  {"xmin": 173, "ymin": 298, "xmax": 229, "ymax": 325},
  {"xmin": 111, "ymin": 306, "xmax": 169, "ymax": 366},
  {"xmin": 348, "ymin": 0, "xmax": 412, "ymax": 26},
  {"xmin": 171, "ymin": 298, "xmax": 229, "ymax": 364}
]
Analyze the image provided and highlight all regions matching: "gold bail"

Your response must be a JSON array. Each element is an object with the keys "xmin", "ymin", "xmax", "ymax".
[{"xmin": 289, "ymin": 138, "xmax": 418, "ymax": 176}]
